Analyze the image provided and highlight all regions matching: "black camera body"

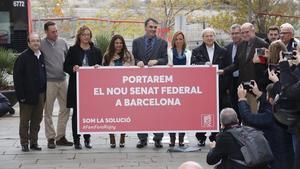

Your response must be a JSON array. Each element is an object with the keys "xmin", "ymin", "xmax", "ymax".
[
  {"xmin": 242, "ymin": 81, "xmax": 254, "ymax": 92},
  {"xmin": 282, "ymin": 51, "xmax": 297, "ymax": 60},
  {"xmin": 268, "ymin": 64, "xmax": 280, "ymax": 75}
]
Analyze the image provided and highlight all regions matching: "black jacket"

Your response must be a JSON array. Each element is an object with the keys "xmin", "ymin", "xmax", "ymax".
[
  {"xmin": 207, "ymin": 126, "xmax": 270, "ymax": 169},
  {"xmin": 13, "ymin": 48, "xmax": 46, "ymax": 105},
  {"xmin": 191, "ymin": 42, "xmax": 231, "ymax": 94},
  {"xmin": 224, "ymin": 36, "xmax": 269, "ymax": 91},
  {"xmin": 63, "ymin": 43, "xmax": 102, "ymax": 108},
  {"xmin": 132, "ymin": 36, "xmax": 168, "ymax": 65}
]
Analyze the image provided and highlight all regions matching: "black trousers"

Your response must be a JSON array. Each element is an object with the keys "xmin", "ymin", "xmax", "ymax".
[
  {"xmin": 137, "ymin": 133, "xmax": 163, "ymax": 142},
  {"xmin": 169, "ymin": 133, "xmax": 185, "ymax": 142},
  {"xmin": 230, "ymin": 76, "xmax": 239, "ymax": 118},
  {"xmin": 72, "ymin": 107, "xmax": 90, "ymax": 141}
]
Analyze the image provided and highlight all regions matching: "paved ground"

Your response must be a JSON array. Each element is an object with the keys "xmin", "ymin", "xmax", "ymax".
[{"xmin": 0, "ymin": 102, "xmax": 216, "ymax": 169}]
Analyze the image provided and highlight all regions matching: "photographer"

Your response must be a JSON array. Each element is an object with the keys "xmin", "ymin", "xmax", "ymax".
[
  {"xmin": 269, "ymin": 49, "xmax": 300, "ymax": 169},
  {"xmin": 237, "ymin": 81, "xmax": 294, "ymax": 169}
]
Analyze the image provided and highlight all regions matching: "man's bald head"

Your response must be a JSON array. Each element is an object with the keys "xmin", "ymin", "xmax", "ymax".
[{"xmin": 178, "ymin": 161, "xmax": 203, "ymax": 169}]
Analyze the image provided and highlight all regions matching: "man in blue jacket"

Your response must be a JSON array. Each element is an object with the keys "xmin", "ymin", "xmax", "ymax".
[{"xmin": 237, "ymin": 81, "xmax": 294, "ymax": 169}]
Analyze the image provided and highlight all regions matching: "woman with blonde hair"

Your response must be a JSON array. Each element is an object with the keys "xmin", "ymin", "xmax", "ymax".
[
  {"xmin": 268, "ymin": 40, "xmax": 288, "ymax": 64},
  {"xmin": 64, "ymin": 25, "xmax": 102, "ymax": 149},
  {"xmin": 167, "ymin": 31, "xmax": 191, "ymax": 147},
  {"xmin": 103, "ymin": 34, "xmax": 134, "ymax": 148}
]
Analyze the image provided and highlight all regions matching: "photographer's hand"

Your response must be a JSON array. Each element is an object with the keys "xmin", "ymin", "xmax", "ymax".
[
  {"xmin": 268, "ymin": 68, "xmax": 279, "ymax": 83},
  {"xmin": 292, "ymin": 50, "xmax": 300, "ymax": 65},
  {"xmin": 250, "ymin": 80, "xmax": 262, "ymax": 98},
  {"xmin": 237, "ymin": 84, "xmax": 247, "ymax": 101}
]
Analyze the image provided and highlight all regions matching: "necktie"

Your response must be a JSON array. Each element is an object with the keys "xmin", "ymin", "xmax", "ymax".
[{"xmin": 145, "ymin": 38, "xmax": 152, "ymax": 59}]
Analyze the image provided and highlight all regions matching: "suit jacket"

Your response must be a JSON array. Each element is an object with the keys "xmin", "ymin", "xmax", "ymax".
[
  {"xmin": 64, "ymin": 43, "xmax": 102, "ymax": 108},
  {"xmin": 13, "ymin": 48, "xmax": 47, "ymax": 105},
  {"xmin": 132, "ymin": 36, "xmax": 168, "ymax": 65},
  {"xmin": 191, "ymin": 42, "xmax": 231, "ymax": 93},
  {"xmin": 224, "ymin": 36, "xmax": 268, "ymax": 90},
  {"xmin": 225, "ymin": 42, "xmax": 234, "ymax": 64}
]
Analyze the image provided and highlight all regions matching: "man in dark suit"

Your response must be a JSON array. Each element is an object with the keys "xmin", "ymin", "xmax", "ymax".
[
  {"xmin": 132, "ymin": 18, "xmax": 168, "ymax": 148},
  {"xmin": 191, "ymin": 28, "xmax": 231, "ymax": 146},
  {"xmin": 225, "ymin": 24, "xmax": 242, "ymax": 117},
  {"xmin": 221, "ymin": 22, "xmax": 268, "ymax": 113},
  {"xmin": 13, "ymin": 33, "xmax": 47, "ymax": 152}
]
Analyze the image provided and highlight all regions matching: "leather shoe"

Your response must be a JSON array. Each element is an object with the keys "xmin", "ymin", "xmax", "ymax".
[
  {"xmin": 56, "ymin": 136, "xmax": 73, "ymax": 146},
  {"xmin": 74, "ymin": 143, "xmax": 82, "ymax": 150},
  {"xmin": 47, "ymin": 138, "xmax": 56, "ymax": 149},
  {"xmin": 21, "ymin": 145, "xmax": 29, "ymax": 152},
  {"xmin": 136, "ymin": 141, "xmax": 147, "ymax": 148},
  {"xmin": 154, "ymin": 140, "xmax": 163, "ymax": 148},
  {"xmin": 84, "ymin": 140, "xmax": 92, "ymax": 149},
  {"xmin": 198, "ymin": 140, "xmax": 205, "ymax": 147},
  {"xmin": 30, "ymin": 144, "xmax": 42, "ymax": 151},
  {"xmin": 169, "ymin": 143, "xmax": 175, "ymax": 147},
  {"xmin": 179, "ymin": 142, "xmax": 185, "ymax": 147},
  {"xmin": 110, "ymin": 144, "xmax": 116, "ymax": 148}
]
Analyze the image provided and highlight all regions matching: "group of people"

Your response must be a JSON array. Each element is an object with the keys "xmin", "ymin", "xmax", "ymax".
[
  {"xmin": 12, "ymin": 17, "xmax": 300, "ymax": 168},
  {"xmin": 206, "ymin": 23, "xmax": 300, "ymax": 169}
]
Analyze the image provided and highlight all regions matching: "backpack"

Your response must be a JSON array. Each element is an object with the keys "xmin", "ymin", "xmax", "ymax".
[{"xmin": 227, "ymin": 126, "xmax": 273, "ymax": 167}]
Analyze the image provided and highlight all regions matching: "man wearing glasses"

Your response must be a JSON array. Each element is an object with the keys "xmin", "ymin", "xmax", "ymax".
[
  {"xmin": 225, "ymin": 24, "xmax": 242, "ymax": 116},
  {"xmin": 13, "ymin": 33, "xmax": 46, "ymax": 152},
  {"xmin": 280, "ymin": 23, "xmax": 299, "ymax": 51},
  {"xmin": 221, "ymin": 22, "xmax": 268, "ymax": 113}
]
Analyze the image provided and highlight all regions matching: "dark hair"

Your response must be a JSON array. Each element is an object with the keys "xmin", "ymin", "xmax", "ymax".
[
  {"xmin": 266, "ymin": 83, "xmax": 277, "ymax": 99},
  {"xmin": 75, "ymin": 25, "xmax": 92, "ymax": 46},
  {"xmin": 268, "ymin": 25, "xmax": 280, "ymax": 34},
  {"xmin": 44, "ymin": 21, "xmax": 56, "ymax": 31},
  {"xmin": 27, "ymin": 33, "xmax": 40, "ymax": 43},
  {"xmin": 144, "ymin": 18, "xmax": 158, "ymax": 27},
  {"xmin": 103, "ymin": 34, "xmax": 131, "ymax": 65}
]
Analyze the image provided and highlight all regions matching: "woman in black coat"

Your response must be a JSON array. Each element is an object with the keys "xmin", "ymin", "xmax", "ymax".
[{"xmin": 63, "ymin": 25, "xmax": 102, "ymax": 149}]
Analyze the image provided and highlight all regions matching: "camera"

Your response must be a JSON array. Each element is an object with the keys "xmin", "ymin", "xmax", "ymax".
[
  {"xmin": 282, "ymin": 51, "xmax": 297, "ymax": 60},
  {"xmin": 242, "ymin": 81, "xmax": 255, "ymax": 92},
  {"xmin": 268, "ymin": 64, "xmax": 280, "ymax": 75},
  {"xmin": 255, "ymin": 48, "xmax": 265, "ymax": 56},
  {"xmin": 292, "ymin": 42, "xmax": 298, "ymax": 49}
]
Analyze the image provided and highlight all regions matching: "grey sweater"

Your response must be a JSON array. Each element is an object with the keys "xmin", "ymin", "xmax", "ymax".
[{"xmin": 40, "ymin": 38, "xmax": 68, "ymax": 81}]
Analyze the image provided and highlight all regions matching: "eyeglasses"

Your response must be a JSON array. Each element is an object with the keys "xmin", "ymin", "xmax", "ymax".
[
  {"xmin": 241, "ymin": 31, "xmax": 250, "ymax": 34},
  {"xmin": 29, "ymin": 39, "xmax": 40, "ymax": 43},
  {"xmin": 280, "ymin": 32, "xmax": 291, "ymax": 35}
]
